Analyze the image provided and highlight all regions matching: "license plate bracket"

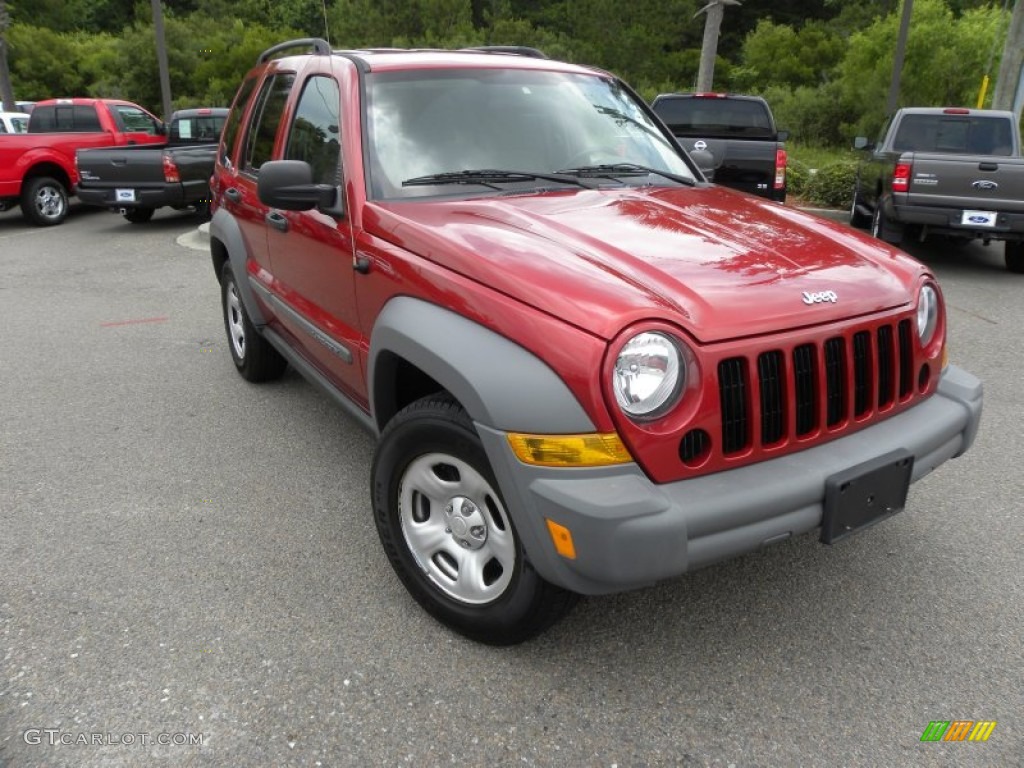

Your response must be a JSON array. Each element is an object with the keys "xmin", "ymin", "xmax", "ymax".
[{"xmin": 821, "ymin": 450, "xmax": 913, "ymax": 544}]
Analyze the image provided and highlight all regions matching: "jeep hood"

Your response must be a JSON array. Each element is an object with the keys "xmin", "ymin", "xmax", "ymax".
[{"xmin": 367, "ymin": 186, "xmax": 924, "ymax": 343}]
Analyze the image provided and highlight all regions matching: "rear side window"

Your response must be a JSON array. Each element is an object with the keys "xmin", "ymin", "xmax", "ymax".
[
  {"xmin": 654, "ymin": 97, "xmax": 774, "ymax": 137},
  {"xmin": 284, "ymin": 75, "xmax": 342, "ymax": 185},
  {"xmin": 242, "ymin": 73, "xmax": 296, "ymax": 173},
  {"xmin": 28, "ymin": 104, "xmax": 102, "ymax": 132},
  {"xmin": 220, "ymin": 78, "xmax": 258, "ymax": 169}
]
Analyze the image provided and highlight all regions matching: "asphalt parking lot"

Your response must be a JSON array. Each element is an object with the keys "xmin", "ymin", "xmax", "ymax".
[{"xmin": 1, "ymin": 203, "xmax": 1020, "ymax": 767}]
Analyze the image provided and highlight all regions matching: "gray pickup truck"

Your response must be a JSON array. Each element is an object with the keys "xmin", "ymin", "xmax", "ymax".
[
  {"xmin": 650, "ymin": 92, "xmax": 788, "ymax": 202},
  {"xmin": 76, "ymin": 108, "xmax": 227, "ymax": 222},
  {"xmin": 851, "ymin": 107, "xmax": 1024, "ymax": 273}
]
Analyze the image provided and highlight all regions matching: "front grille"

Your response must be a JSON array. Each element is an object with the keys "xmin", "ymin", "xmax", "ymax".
[{"xmin": 717, "ymin": 319, "xmax": 915, "ymax": 456}]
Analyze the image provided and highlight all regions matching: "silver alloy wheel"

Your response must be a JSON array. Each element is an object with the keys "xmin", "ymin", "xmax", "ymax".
[
  {"xmin": 398, "ymin": 453, "xmax": 515, "ymax": 605},
  {"xmin": 34, "ymin": 183, "xmax": 66, "ymax": 221},
  {"xmin": 226, "ymin": 280, "xmax": 246, "ymax": 359}
]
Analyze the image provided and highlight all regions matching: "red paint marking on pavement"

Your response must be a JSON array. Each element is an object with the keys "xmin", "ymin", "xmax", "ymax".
[{"xmin": 99, "ymin": 316, "xmax": 170, "ymax": 328}]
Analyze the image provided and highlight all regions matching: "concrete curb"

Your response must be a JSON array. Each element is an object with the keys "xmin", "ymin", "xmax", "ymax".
[{"xmin": 176, "ymin": 221, "xmax": 210, "ymax": 252}]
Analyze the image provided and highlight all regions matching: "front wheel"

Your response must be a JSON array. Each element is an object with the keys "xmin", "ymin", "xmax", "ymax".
[
  {"xmin": 372, "ymin": 395, "xmax": 577, "ymax": 645},
  {"xmin": 870, "ymin": 201, "xmax": 903, "ymax": 245},
  {"xmin": 1006, "ymin": 241, "xmax": 1024, "ymax": 273},
  {"xmin": 20, "ymin": 176, "xmax": 69, "ymax": 226},
  {"xmin": 849, "ymin": 189, "xmax": 870, "ymax": 228}
]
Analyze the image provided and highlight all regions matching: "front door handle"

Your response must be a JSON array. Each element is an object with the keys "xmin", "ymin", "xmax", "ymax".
[
  {"xmin": 224, "ymin": 187, "xmax": 241, "ymax": 203},
  {"xmin": 266, "ymin": 211, "xmax": 289, "ymax": 233}
]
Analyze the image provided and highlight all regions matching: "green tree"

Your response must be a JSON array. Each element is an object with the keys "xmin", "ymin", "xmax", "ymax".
[
  {"xmin": 836, "ymin": 0, "xmax": 1006, "ymax": 138},
  {"xmin": 7, "ymin": 24, "xmax": 87, "ymax": 98},
  {"xmin": 735, "ymin": 19, "xmax": 844, "ymax": 90}
]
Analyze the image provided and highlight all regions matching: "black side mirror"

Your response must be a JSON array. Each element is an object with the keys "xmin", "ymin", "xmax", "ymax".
[
  {"xmin": 778, "ymin": 130, "xmax": 789, "ymax": 142},
  {"xmin": 258, "ymin": 160, "xmax": 341, "ymax": 214},
  {"xmin": 689, "ymin": 148, "xmax": 716, "ymax": 181},
  {"xmin": 853, "ymin": 136, "xmax": 870, "ymax": 150}
]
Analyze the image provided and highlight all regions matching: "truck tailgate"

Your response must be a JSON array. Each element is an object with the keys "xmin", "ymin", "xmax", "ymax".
[
  {"xmin": 676, "ymin": 136, "xmax": 776, "ymax": 197},
  {"xmin": 906, "ymin": 153, "xmax": 1024, "ymax": 212},
  {"xmin": 77, "ymin": 146, "xmax": 168, "ymax": 185}
]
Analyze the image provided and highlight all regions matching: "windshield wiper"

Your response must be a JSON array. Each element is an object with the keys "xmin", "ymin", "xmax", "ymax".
[
  {"xmin": 402, "ymin": 169, "xmax": 595, "ymax": 189},
  {"xmin": 555, "ymin": 163, "xmax": 697, "ymax": 186}
]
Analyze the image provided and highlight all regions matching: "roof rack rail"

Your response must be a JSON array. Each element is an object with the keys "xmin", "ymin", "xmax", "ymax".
[
  {"xmin": 461, "ymin": 45, "xmax": 549, "ymax": 59},
  {"xmin": 257, "ymin": 38, "xmax": 332, "ymax": 65}
]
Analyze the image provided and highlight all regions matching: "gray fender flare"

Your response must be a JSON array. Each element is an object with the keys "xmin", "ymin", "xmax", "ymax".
[
  {"xmin": 369, "ymin": 297, "xmax": 595, "ymax": 434},
  {"xmin": 209, "ymin": 207, "xmax": 268, "ymax": 327}
]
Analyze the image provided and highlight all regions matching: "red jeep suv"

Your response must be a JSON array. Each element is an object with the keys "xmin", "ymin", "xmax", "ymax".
[{"xmin": 209, "ymin": 39, "xmax": 983, "ymax": 644}]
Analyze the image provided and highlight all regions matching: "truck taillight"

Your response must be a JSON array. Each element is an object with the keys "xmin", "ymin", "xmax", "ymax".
[
  {"xmin": 892, "ymin": 162, "xmax": 911, "ymax": 193},
  {"xmin": 774, "ymin": 148, "xmax": 787, "ymax": 189},
  {"xmin": 162, "ymin": 154, "xmax": 181, "ymax": 183}
]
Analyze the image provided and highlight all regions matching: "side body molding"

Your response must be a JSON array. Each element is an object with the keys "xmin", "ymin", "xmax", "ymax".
[
  {"xmin": 209, "ymin": 207, "xmax": 268, "ymax": 326},
  {"xmin": 369, "ymin": 297, "xmax": 596, "ymax": 434}
]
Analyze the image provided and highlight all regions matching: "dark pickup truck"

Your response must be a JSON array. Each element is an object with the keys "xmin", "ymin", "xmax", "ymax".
[
  {"xmin": 851, "ymin": 107, "xmax": 1024, "ymax": 273},
  {"xmin": 76, "ymin": 108, "xmax": 227, "ymax": 222},
  {"xmin": 650, "ymin": 92, "xmax": 788, "ymax": 202}
]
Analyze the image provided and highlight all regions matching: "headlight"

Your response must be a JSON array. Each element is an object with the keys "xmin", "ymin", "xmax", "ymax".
[
  {"xmin": 916, "ymin": 284, "xmax": 939, "ymax": 345},
  {"xmin": 612, "ymin": 332, "xmax": 683, "ymax": 419}
]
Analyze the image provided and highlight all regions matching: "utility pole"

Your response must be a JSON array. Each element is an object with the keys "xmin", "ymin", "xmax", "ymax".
[
  {"xmin": 885, "ymin": 0, "xmax": 913, "ymax": 115},
  {"xmin": 694, "ymin": 0, "xmax": 741, "ymax": 92},
  {"xmin": 992, "ymin": 0, "xmax": 1024, "ymax": 110},
  {"xmin": 0, "ymin": 0, "xmax": 17, "ymax": 112},
  {"xmin": 151, "ymin": 0, "xmax": 172, "ymax": 122}
]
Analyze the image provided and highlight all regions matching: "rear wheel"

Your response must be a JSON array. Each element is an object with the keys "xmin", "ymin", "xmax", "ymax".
[
  {"xmin": 372, "ymin": 395, "xmax": 577, "ymax": 645},
  {"xmin": 1006, "ymin": 241, "xmax": 1024, "ymax": 273},
  {"xmin": 220, "ymin": 262, "xmax": 287, "ymax": 382},
  {"xmin": 20, "ymin": 176, "xmax": 69, "ymax": 226},
  {"xmin": 123, "ymin": 207, "xmax": 155, "ymax": 224}
]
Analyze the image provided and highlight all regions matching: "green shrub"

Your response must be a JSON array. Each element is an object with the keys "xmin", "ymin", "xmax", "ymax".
[
  {"xmin": 786, "ymin": 158, "xmax": 811, "ymax": 199},
  {"xmin": 805, "ymin": 160, "xmax": 858, "ymax": 209}
]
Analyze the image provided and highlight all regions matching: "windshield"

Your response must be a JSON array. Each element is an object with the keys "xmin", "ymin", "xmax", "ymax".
[{"xmin": 364, "ymin": 68, "xmax": 696, "ymax": 199}]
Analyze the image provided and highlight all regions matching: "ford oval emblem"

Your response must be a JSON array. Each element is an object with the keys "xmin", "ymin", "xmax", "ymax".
[
  {"xmin": 972, "ymin": 180, "xmax": 998, "ymax": 191},
  {"xmin": 694, "ymin": 140, "xmax": 707, "ymax": 151},
  {"xmin": 967, "ymin": 215, "xmax": 991, "ymax": 224}
]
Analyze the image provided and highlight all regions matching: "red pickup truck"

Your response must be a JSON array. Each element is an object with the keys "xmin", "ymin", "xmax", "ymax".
[
  {"xmin": 210, "ymin": 39, "xmax": 983, "ymax": 644},
  {"xmin": 0, "ymin": 98, "xmax": 165, "ymax": 225}
]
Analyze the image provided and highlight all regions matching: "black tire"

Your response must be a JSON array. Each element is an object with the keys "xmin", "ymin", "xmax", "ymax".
[
  {"xmin": 849, "ymin": 189, "xmax": 870, "ymax": 228},
  {"xmin": 1006, "ymin": 241, "xmax": 1024, "ymax": 274},
  {"xmin": 371, "ymin": 395, "xmax": 578, "ymax": 645},
  {"xmin": 220, "ymin": 262, "xmax": 287, "ymax": 382},
  {"xmin": 20, "ymin": 176, "xmax": 69, "ymax": 226},
  {"xmin": 193, "ymin": 200, "xmax": 211, "ymax": 220},
  {"xmin": 870, "ymin": 200, "xmax": 903, "ymax": 245},
  {"xmin": 123, "ymin": 207, "xmax": 155, "ymax": 224}
]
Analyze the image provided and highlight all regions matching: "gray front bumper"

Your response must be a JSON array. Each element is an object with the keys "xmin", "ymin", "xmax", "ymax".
[{"xmin": 477, "ymin": 365, "xmax": 983, "ymax": 596}]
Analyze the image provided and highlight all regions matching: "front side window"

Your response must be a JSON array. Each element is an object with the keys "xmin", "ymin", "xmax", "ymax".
[
  {"xmin": 284, "ymin": 75, "xmax": 342, "ymax": 185},
  {"xmin": 364, "ymin": 68, "xmax": 695, "ymax": 199},
  {"xmin": 114, "ymin": 105, "xmax": 160, "ymax": 134},
  {"xmin": 242, "ymin": 73, "xmax": 296, "ymax": 173}
]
